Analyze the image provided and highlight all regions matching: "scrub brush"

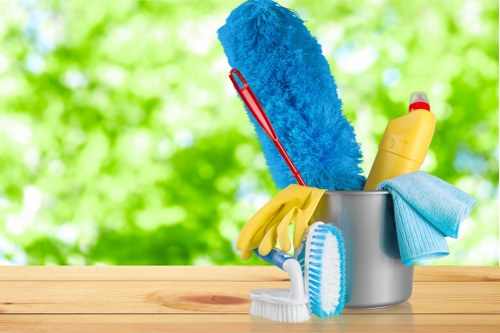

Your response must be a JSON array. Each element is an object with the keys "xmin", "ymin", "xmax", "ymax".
[
  {"xmin": 218, "ymin": 0, "xmax": 365, "ymax": 190},
  {"xmin": 296, "ymin": 222, "xmax": 346, "ymax": 317},
  {"xmin": 252, "ymin": 249, "xmax": 310, "ymax": 322}
]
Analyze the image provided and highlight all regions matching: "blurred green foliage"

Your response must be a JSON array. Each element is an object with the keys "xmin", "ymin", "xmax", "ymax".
[{"xmin": 0, "ymin": 0, "xmax": 497, "ymax": 265}]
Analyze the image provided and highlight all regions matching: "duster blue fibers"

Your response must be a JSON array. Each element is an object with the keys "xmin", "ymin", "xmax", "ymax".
[{"xmin": 218, "ymin": 0, "xmax": 365, "ymax": 190}]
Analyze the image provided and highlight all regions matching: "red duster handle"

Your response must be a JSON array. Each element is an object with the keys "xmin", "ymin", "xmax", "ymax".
[{"xmin": 229, "ymin": 69, "xmax": 306, "ymax": 186}]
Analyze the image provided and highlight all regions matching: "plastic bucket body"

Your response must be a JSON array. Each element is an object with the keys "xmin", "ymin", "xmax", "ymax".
[{"xmin": 312, "ymin": 190, "xmax": 413, "ymax": 308}]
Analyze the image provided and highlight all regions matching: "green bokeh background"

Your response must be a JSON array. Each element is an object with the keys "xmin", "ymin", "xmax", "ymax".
[{"xmin": 0, "ymin": 0, "xmax": 498, "ymax": 265}]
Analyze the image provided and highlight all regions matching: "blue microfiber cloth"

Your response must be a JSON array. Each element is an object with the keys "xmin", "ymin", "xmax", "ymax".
[
  {"xmin": 378, "ymin": 171, "xmax": 476, "ymax": 266},
  {"xmin": 218, "ymin": 0, "xmax": 365, "ymax": 190}
]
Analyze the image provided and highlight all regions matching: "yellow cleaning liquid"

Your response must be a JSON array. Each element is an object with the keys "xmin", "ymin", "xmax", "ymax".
[{"xmin": 364, "ymin": 91, "xmax": 436, "ymax": 190}]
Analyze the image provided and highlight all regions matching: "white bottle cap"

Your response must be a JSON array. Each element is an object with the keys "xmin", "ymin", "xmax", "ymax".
[
  {"xmin": 410, "ymin": 91, "xmax": 429, "ymax": 104},
  {"xmin": 409, "ymin": 91, "xmax": 430, "ymax": 111}
]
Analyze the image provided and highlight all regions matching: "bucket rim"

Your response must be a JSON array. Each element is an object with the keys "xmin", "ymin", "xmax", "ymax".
[{"xmin": 324, "ymin": 190, "xmax": 391, "ymax": 195}]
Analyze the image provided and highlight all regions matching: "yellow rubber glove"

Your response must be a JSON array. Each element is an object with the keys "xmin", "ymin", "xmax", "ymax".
[{"xmin": 237, "ymin": 184, "xmax": 326, "ymax": 260}]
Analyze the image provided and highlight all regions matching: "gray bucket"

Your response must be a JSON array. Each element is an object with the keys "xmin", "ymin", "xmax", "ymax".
[{"xmin": 312, "ymin": 190, "xmax": 413, "ymax": 308}]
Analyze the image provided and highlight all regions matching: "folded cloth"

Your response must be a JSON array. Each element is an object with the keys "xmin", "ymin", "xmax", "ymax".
[{"xmin": 378, "ymin": 171, "xmax": 476, "ymax": 266}]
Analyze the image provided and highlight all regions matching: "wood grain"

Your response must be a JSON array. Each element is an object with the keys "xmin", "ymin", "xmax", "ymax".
[
  {"xmin": 0, "ymin": 280, "xmax": 499, "ymax": 314},
  {"xmin": 0, "ymin": 266, "xmax": 288, "ymax": 282},
  {"xmin": 0, "ymin": 314, "xmax": 499, "ymax": 333},
  {"xmin": 0, "ymin": 266, "xmax": 499, "ymax": 281},
  {"xmin": 414, "ymin": 266, "xmax": 500, "ymax": 282},
  {"xmin": 0, "ymin": 266, "xmax": 499, "ymax": 332}
]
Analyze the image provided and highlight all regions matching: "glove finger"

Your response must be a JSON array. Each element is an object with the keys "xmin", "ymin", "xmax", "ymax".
[
  {"xmin": 302, "ymin": 188, "xmax": 327, "ymax": 226},
  {"xmin": 255, "ymin": 205, "xmax": 291, "ymax": 248},
  {"xmin": 245, "ymin": 205, "xmax": 285, "ymax": 249},
  {"xmin": 242, "ymin": 184, "xmax": 309, "ymax": 231},
  {"xmin": 252, "ymin": 186, "xmax": 318, "ymax": 250},
  {"xmin": 277, "ymin": 207, "xmax": 297, "ymax": 252},
  {"xmin": 258, "ymin": 223, "xmax": 278, "ymax": 256},
  {"xmin": 283, "ymin": 184, "xmax": 314, "ymax": 208},
  {"xmin": 294, "ymin": 206, "xmax": 316, "ymax": 249},
  {"xmin": 240, "ymin": 248, "xmax": 254, "ymax": 261},
  {"xmin": 293, "ymin": 188, "xmax": 326, "ymax": 248},
  {"xmin": 264, "ymin": 199, "xmax": 299, "ymax": 233},
  {"xmin": 236, "ymin": 203, "xmax": 284, "ymax": 250},
  {"xmin": 237, "ymin": 185, "xmax": 315, "ymax": 250}
]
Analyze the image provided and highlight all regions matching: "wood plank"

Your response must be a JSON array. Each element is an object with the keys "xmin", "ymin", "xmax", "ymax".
[
  {"xmin": 1, "ymin": 266, "xmax": 499, "ymax": 282},
  {"xmin": 0, "ymin": 314, "xmax": 499, "ymax": 333},
  {"xmin": 0, "ymin": 281, "xmax": 499, "ymax": 314},
  {"xmin": 415, "ymin": 266, "xmax": 500, "ymax": 282},
  {"xmin": 0, "ymin": 266, "xmax": 288, "ymax": 282}
]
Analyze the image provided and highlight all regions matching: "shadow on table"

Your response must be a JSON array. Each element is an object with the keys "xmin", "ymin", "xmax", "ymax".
[{"xmin": 249, "ymin": 301, "xmax": 415, "ymax": 332}]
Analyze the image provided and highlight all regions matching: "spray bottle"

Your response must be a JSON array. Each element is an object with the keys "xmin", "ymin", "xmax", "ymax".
[{"xmin": 363, "ymin": 92, "xmax": 436, "ymax": 190}]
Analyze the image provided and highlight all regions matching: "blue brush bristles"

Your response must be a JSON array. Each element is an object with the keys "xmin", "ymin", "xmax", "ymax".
[
  {"xmin": 296, "ymin": 222, "xmax": 346, "ymax": 317},
  {"xmin": 218, "ymin": 0, "xmax": 365, "ymax": 190}
]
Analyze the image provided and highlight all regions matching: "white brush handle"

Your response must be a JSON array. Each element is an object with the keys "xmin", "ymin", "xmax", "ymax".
[
  {"xmin": 283, "ymin": 258, "xmax": 307, "ymax": 301},
  {"xmin": 254, "ymin": 249, "xmax": 306, "ymax": 302}
]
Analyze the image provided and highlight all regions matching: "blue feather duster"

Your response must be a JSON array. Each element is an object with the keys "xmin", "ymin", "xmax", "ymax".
[{"xmin": 218, "ymin": 0, "xmax": 365, "ymax": 190}]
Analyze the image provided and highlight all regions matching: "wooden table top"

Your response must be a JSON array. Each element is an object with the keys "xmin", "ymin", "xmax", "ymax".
[{"xmin": 0, "ymin": 266, "xmax": 499, "ymax": 332}]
